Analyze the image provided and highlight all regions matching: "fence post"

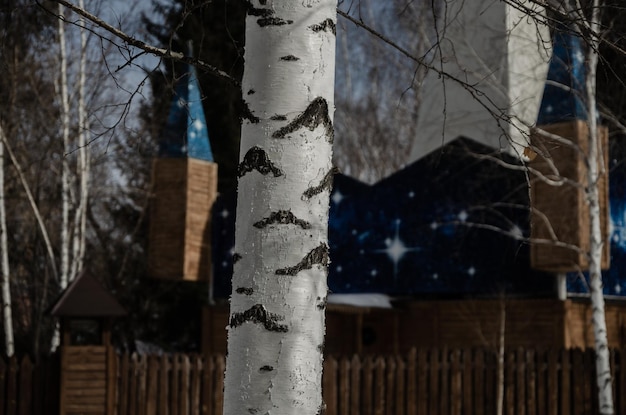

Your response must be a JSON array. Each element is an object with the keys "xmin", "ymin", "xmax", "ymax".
[
  {"xmin": 526, "ymin": 349, "xmax": 537, "ymax": 415},
  {"xmin": 339, "ymin": 357, "xmax": 350, "ymax": 415},
  {"xmin": 516, "ymin": 348, "xmax": 526, "ymax": 415},
  {"xmin": 323, "ymin": 356, "xmax": 338, "ymax": 415},
  {"xmin": 350, "ymin": 355, "xmax": 361, "ymax": 415},
  {"xmin": 428, "ymin": 349, "xmax": 439, "ymax": 415},
  {"xmin": 18, "ymin": 356, "xmax": 33, "ymax": 415},
  {"xmin": 395, "ymin": 355, "xmax": 405, "ymax": 415},
  {"xmin": 7, "ymin": 356, "xmax": 17, "ymax": 415}
]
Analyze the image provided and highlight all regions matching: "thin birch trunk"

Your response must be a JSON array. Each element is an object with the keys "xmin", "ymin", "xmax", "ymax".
[
  {"xmin": 71, "ymin": 0, "xmax": 90, "ymax": 280},
  {"xmin": 0, "ymin": 125, "xmax": 14, "ymax": 357},
  {"xmin": 51, "ymin": 2, "xmax": 72, "ymax": 352},
  {"xmin": 582, "ymin": 1, "xmax": 614, "ymax": 413},
  {"xmin": 223, "ymin": 2, "xmax": 337, "ymax": 415},
  {"xmin": 0, "ymin": 135, "xmax": 58, "ymax": 282}
]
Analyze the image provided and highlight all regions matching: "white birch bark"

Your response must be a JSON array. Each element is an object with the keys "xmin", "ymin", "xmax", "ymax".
[
  {"xmin": 52, "ymin": 2, "xmax": 72, "ymax": 352},
  {"xmin": 582, "ymin": 1, "xmax": 614, "ymax": 412},
  {"xmin": 223, "ymin": 2, "xmax": 336, "ymax": 415},
  {"xmin": 0, "ymin": 125, "xmax": 14, "ymax": 357},
  {"xmin": 70, "ymin": 0, "xmax": 90, "ymax": 280}
]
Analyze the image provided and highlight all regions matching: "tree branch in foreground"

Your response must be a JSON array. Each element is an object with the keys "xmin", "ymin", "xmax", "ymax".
[{"xmin": 46, "ymin": 0, "xmax": 238, "ymax": 85}]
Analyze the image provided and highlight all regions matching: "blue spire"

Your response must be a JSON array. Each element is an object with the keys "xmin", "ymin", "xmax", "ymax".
[
  {"xmin": 537, "ymin": 27, "xmax": 587, "ymax": 125},
  {"xmin": 159, "ymin": 64, "xmax": 214, "ymax": 162}
]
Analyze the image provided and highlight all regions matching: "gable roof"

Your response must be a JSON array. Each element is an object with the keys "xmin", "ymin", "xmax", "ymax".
[{"xmin": 48, "ymin": 271, "xmax": 126, "ymax": 318}]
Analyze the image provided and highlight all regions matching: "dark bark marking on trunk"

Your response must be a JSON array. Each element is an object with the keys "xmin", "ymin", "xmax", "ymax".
[
  {"xmin": 236, "ymin": 287, "xmax": 254, "ymax": 295},
  {"xmin": 230, "ymin": 304, "xmax": 288, "ymax": 332},
  {"xmin": 316, "ymin": 296, "xmax": 327, "ymax": 310},
  {"xmin": 233, "ymin": 253, "xmax": 242, "ymax": 263},
  {"xmin": 238, "ymin": 146, "xmax": 283, "ymax": 178},
  {"xmin": 275, "ymin": 243, "xmax": 329, "ymax": 276},
  {"xmin": 317, "ymin": 403, "xmax": 327, "ymax": 415},
  {"xmin": 259, "ymin": 365, "xmax": 274, "ymax": 372},
  {"xmin": 317, "ymin": 343, "xmax": 324, "ymax": 354},
  {"xmin": 247, "ymin": 89, "xmax": 256, "ymax": 95},
  {"xmin": 241, "ymin": 100, "xmax": 260, "ymax": 123},
  {"xmin": 272, "ymin": 97, "xmax": 334, "ymax": 143},
  {"xmin": 309, "ymin": 19, "xmax": 336, "ymax": 35},
  {"xmin": 270, "ymin": 114, "xmax": 287, "ymax": 121},
  {"xmin": 303, "ymin": 167, "xmax": 337, "ymax": 199},
  {"xmin": 253, "ymin": 210, "xmax": 312, "ymax": 229},
  {"xmin": 258, "ymin": 17, "xmax": 293, "ymax": 27},
  {"xmin": 246, "ymin": 2, "xmax": 272, "ymax": 18},
  {"xmin": 280, "ymin": 55, "xmax": 300, "ymax": 61},
  {"xmin": 246, "ymin": 2, "xmax": 292, "ymax": 27}
]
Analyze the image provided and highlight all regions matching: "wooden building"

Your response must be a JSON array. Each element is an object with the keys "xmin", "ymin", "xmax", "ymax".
[
  {"xmin": 202, "ymin": 298, "xmax": 626, "ymax": 356},
  {"xmin": 49, "ymin": 272, "xmax": 126, "ymax": 415}
]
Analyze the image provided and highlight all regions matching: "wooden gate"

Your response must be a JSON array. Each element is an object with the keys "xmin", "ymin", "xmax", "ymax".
[{"xmin": 59, "ymin": 346, "xmax": 115, "ymax": 415}]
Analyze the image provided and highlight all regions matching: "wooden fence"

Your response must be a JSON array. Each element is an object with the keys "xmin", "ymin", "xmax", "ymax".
[
  {"xmin": 2, "ymin": 348, "xmax": 626, "ymax": 415},
  {"xmin": 0, "ymin": 355, "xmax": 59, "ymax": 415}
]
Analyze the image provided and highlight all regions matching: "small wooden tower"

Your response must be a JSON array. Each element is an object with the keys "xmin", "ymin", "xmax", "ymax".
[
  {"xmin": 148, "ymin": 62, "xmax": 218, "ymax": 281},
  {"xmin": 530, "ymin": 27, "xmax": 610, "ymax": 272},
  {"xmin": 49, "ymin": 271, "xmax": 126, "ymax": 415}
]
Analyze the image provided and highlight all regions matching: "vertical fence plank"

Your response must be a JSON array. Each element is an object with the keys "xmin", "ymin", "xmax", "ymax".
[
  {"xmin": 139, "ymin": 354, "xmax": 149, "ymax": 415},
  {"xmin": 31, "ymin": 357, "xmax": 43, "ymax": 415},
  {"xmin": 428, "ymin": 349, "xmax": 439, "ymax": 415},
  {"xmin": 572, "ymin": 349, "xmax": 583, "ymax": 415},
  {"xmin": 395, "ymin": 356, "xmax": 405, "ymax": 415},
  {"xmin": 118, "ymin": 353, "xmax": 129, "ymax": 415},
  {"xmin": 339, "ymin": 357, "xmax": 350, "ymax": 415},
  {"xmin": 146, "ymin": 356, "xmax": 159, "ymax": 415},
  {"xmin": 159, "ymin": 354, "xmax": 169, "ymax": 415},
  {"xmin": 191, "ymin": 355, "xmax": 202, "ymax": 415},
  {"xmin": 323, "ymin": 356, "xmax": 338, "ymax": 415},
  {"xmin": 450, "ymin": 349, "xmax": 461, "ymax": 415},
  {"xmin": 615, "ymin": 348, "xmax": 626, "ymax": 414},
  {"xmin": 536, "ymin": 350, "xmax": 546, "ymax": 415},
  {"xmin": 374, "ymin": 357, "xmax": 385, "ymax": 415},
  {"xmin": 416, "ymin": 350, "xmax": 427, "ymax": 415},
  {"xmin": 180, "ymin": 355, "xmax": 190, "ymax": 415},
  {"xmin": 561, "ymin": 349, "xmax": 571, "ymax": 415},
  {"xmin": 171, "ymin": 355, "xmax": 180, "ymax": 415},
  {"xmin": 0, "ymin": 357, "xmax": 5, "ymax": 415},
  {"xmin": 462, "ymin": 349, "xmax": 473, "ymax": 415},
  {"xmin": 485, "ymin": 351, "xmax": 495, "ymax": 415},
  {"xmin": 505, "ymin": 350, "xmax": 514, "ymax": 415},
  {"xmin": 547, "ymin": 350, "xmax": 558, "ymax": 415},
  {"xmin": 583, "ymin": 348, "xmax": 595, "ymax": 415},
  {"xmin": 202, "ymin": 355, "xmax": 214, "ymax": 415},
  {"xmin": 213, "ymin": 355, "xmax": 225, "ymax": 415},
  {"xmin": 385, "ymin": 357, "xmax": 396, "ymax": 415},
  {"xmin": 7, "ymin": 356, "xmax": 18, "ymax": 415},
  {"xmin": 440, "ymin": 349, "xmax": 449, "ymax": 415},
  {"xmin": 129, "ymin": 354, "xmax": 139, "ymax": 415},
  {"xmin": 405, "ymin": 350, "xmax": 416, "ymax": 415},
  {"xmin": 350, "ymin": 355, "xmax": 361, "ymax": 415},
  {"xmin": 18, "ymin": 356, "xmax": 33, "ymax": 415},
  {"xmin": 516, "ymin": 348, "xmax": 526, "ymax": 415},
  {"xmin": 362, "ymin": 356, "xmax": 373, "ymax": 415},
  {"xmin": 526, "ymin": 349, "xmax": 537, "ymax": 415},
  {"xmin": 473, "ymin": 349, "xmax": 485, "ymax": 415}
]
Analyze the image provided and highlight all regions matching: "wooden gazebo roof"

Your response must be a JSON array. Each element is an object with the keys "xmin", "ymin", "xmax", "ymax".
[{"xmin": 49, "ymin": 271, "xmax": 126, "ymax": 318}]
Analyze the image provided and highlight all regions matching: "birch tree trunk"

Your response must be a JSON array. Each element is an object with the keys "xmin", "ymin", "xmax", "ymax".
[
  {"xmin": 223, "ymin": 2, "xmax": 336, "ymax": 415},
  {"xmin": 51, "ymin": 2, "xmax": 72, "ymax": 352},
  {"xmin": 71, "ymin": 0, "xmax": 90, "ymax": 280},
  {"xmin": 583, "ymin": 1, "xmax": 614, "ymax": 412},
  {"xmin": 0, "ymin": 125, "xmax": 14, "ymax": 357}
]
